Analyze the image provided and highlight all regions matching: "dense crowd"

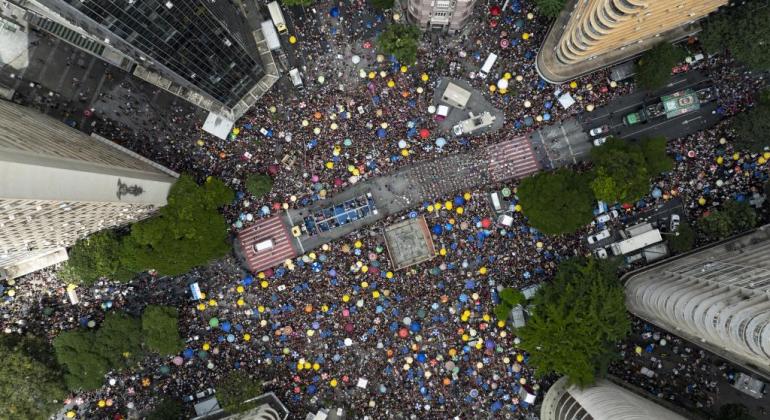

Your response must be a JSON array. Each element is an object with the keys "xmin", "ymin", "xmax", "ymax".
[{"xmin": 2, "ymin": 0, "xmax": 770, "ymax": 419}]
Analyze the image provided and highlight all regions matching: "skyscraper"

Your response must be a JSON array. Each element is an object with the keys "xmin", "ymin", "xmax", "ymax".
[
  {"xmin": 541, "ymin": 377, "xmax": 688, "ymax": 420},
  {"xmin": 625, "ymin": 225, "xmax": 770, "ymax": 379},
  {"xmin": 536, "ymin": 0, "xmax": 727, "ymax": 83},
  {"xmin": 404, "ymin": 0, "xmax": 476, "ymax": 33},
  {"xmin": 0, "ymin": 100, "xmax": 178, "ymax": 279},
  {"xmin": 14, "ymin": 0, "xmax": 279, "ymax": 120}
]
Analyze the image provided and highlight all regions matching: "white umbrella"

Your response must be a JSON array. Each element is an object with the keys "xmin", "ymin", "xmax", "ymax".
[{"xmin": 352, "ymin": 55, "xmax": 361, "ymax": 64}]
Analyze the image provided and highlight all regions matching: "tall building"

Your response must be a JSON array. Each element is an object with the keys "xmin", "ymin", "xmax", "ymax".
[
  {"xmin": 404, "ymin": 0, "xmax": 476, "ymax": 33},
  {"xmin": 0, "ymin": 100, "xmax": 178, "ymax": 279},
  {"xmin": 536, "ymin": 0, "xmax": 727, "ymax": 83},
  {"xmin": 10, "ymin": 0, "xmax": 279, "ymax": 121},
  {"xmin": 625, "ymin": 225, "xmax": 770, "ymax": 379},
  {"xmin": 541, "ymin": 377, "xmax": 688, "ymax": 420}
]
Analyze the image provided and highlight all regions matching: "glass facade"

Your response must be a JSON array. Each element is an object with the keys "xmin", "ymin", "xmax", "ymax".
[{"xmin": 59, "ymin": 0, "xmax": 264, "ymax": 107}]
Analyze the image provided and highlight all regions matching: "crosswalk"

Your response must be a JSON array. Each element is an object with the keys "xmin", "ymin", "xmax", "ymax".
[
  {"xmin": 237, "ymin": 215, "xmax": 297, "ymax": 273},
  {"xmin": 485, "ymin": 136, "xmax": 541, "ymax": 182}
]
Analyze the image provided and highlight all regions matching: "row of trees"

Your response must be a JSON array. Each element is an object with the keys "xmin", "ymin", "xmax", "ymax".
[
  {"xmin": 60, "ymin": 175, "xmax": 233, "ymax": 285},
  {"xmin": 701, "ymin": 0, "xmax": 770, "ymax": 72},
  {"xmin": 518, "ymin": 137, "xmax": 673, "ymax": 234},
  {"xmin": 53, "ymin": 306, "xmax": 182, "ymax": 391}
]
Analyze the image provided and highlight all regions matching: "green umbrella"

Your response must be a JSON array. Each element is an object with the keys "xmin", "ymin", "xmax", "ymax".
[
  {"xmin": 198, "ymin": 350, "xmax": 208, "ymax": 360},
  {"xmin": 209, "ymin": 317, "xmax": 219, "ymax": 328},
  {"xmin": 159, "ymin": 365, "xmax": 171, "ymax": 374},
  {"xmin": 501, "ymin": 187, "xmax": 512, "ymax": 197}
]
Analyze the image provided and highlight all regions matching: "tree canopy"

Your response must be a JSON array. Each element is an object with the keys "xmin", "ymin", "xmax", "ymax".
[
  {"xmin": 698, "ymin": 200, "xmax": 757, "ymax": 241},
  {"xmin": 147, "ymin": 398, "xmax": 184, "ymax": 420},
  {"xmin": 534, "ymin": 0, "xmax": 566, "ymax": 18},
  {"xmin": 701, "ymin": 1, "xmax": 770, "ymax": 71},
  {"xmin": 640, "ymin": 136, "xmax": 674, "ymax": 175},
  {"xmin": 715, "ymin": 403, "xmax": 755, "ymax": 420},
  {"xmin": 494, "ymin": 288, "xmax": 526, "ymax": 322},
  {"xmin": 732, "ymin": 90, "xmax": 770, "ymax": 153},
  {"xmin": 518, "ymin": 259, "xmax": 630, "ymax": 388},
  {"xmin": 635, "ymin": 42, "xmax": 685, "ymax": 91},
  {"xmin": 245, "ymin": 174, "xmax": 274, "ymax": 199},
  {"xmin": 59, "ymin": 230, "xmax": 123, "ymax": 285},
  {"xmin": 377, "ymin": 24, "xmax": 420, "ymax": 65},
  {"xmin": 369, "ymin": 0, "xmax": 394, "ymax": 10},
  {"xmin": 517, "ymin": 169, "xmax": 595, "ymax": 235},
  {"xmin": 142, "ymin": 305, "xmax": 183, "ymax": 356},
  {"xmin": 215, "ymin": 371, "xmax": 263, "ymax": 414},
  {"xmin": 590, "ymin": 138, "xmax": 650, "ymax": 204},
  {"xmin": 120, "ymin": 175, "xmax": 233, "ymax": 276},
  {"xmin": 54, "ymin": 312, "xmax": 144, "ymax": 391},
  {"xmin": 668, "ymin": 222, "xmax": 695, "ymax": 254},
  {"xmin": 0, "ymin": 335, "xmax": 67, "ymax": 420},
  {"xmin": 280, "ymin": 0, "xmax": 313, "ymax": 6}
]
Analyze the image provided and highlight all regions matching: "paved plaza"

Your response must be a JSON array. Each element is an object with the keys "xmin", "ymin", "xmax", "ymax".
[{"xmin": 383, "ymin": 216, "xmax": 436, "ymax": 270}]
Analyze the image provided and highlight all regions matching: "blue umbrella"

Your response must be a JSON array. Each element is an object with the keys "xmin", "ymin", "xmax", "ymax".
[
  {"xmin": 410, "ymin": 321, "xmax": 422, "ymax": 333},
  {"xmin": 416, "ymin": 353, "xmax": 427, "ymax": 363},
  {"xmin": 227, "ymin": 334, "xmax": 235, "ymax": 342},
  {"xmin": 221, "ymin": 321, "xmax": 232, "ymax": 332},
  {"xmin": 329, "ymin": 7, "xmax": 340, "ymax": 17},
  {"xmin": 376, "ymin": 128, "xmax": 387, "ymax": 138},
  {"xmin": 651, "ymin": 188, "xmax": 662, "ymax": 198},
  {"xmin": 183, "ymin": 348, "xmax": 194, "ymax": 359},
  {"xmin": 543, "ymin": 113, "xmax": 551, "ymax": 121},
  {"xmin": 524, "ymin": 116, "xmax": 534, "ymax": 126},
  {"xmin": 454, "ymin": 196, "xmax": 465, "ymax": 205},
  {"xmin": 435, "ymin": 137, "xmax": 447, "ymax": 147},
  {"xmin": 432, "ymin": 224, "xmax": 444, "ymax": 235},
  {"xmin": 242, "ymin": 275, "xmax": 254, "ymax": 286}
]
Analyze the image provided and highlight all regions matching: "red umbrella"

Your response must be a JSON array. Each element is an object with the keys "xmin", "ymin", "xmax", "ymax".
[
  {"xmin": 399, "ymin": 327, "xmax": 409, "ymax": 338},
  {"xmin": 345, "ymin": 323, "xmax": 354, "ymax": 333},
  {"xmin": 419, "ymin": 128, "xmax": 430, "ymax": 139},
  {"xmin": 363, "ymin": 41, "xmax": 372, "ymax": 49},
  {"xmin": 268, "ymin": 164, "xmax": 279, "ymax": 175},
  {"xmin": 272, "ymin": 202, "xmax": 281, "ymax": 210},
  {"xmin": 481, "ymin": 218, "xmax": 492, "ymax": 228},
  {"xmin": 621, "ymin": 203, "xmax": 633, "ymax": 209},
  {"xmin": 334, "ymin": 178, "xmax": 344, "ymax": 187},
  {"xmin": 489, "ymin": 5, "xmax": 501, "ymax": 16},
  {"xmin": 489, "ymin": 19, "xmax": 498, "ymax": 28}
]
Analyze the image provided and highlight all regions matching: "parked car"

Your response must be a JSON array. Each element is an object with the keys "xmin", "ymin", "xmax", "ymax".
[
  {"xmin": 589, "ymin": 125, "xmax": 609, "ymax": 136},
  {"xmin": 670, "ymin": 214, "xmax": 681, "ymax": 232},
  {"xmin": 596, "ymin": 213, "xmax": 611, "ymax": 224},
  {"xmin": 593, "ymin": 137, "xmax": 608, "ymax": 147},
  {"xmin": 594, "ymin": 247, "xmax": 608, "ymax": 259},
  {"xmin": 587, "ymin": 229, "xmax": 611, "ymax": 244}
]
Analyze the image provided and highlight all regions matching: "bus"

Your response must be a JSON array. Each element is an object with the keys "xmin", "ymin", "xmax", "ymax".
[
  {"xmin": 610, "ymin": 229, "xmax": 662, "ymax": 256},
  {"xmin": 267, "ymin": 1, "xmax": 287, "ymax": 34},
  {"xmin": 478, "ymin": 53, "xmax": 498, "ymax": 79}
]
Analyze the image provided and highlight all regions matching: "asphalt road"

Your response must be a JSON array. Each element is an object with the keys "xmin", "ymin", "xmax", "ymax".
[{"xmin": 580, "ymin": 71, "xmax": 722, "ymax": 142}]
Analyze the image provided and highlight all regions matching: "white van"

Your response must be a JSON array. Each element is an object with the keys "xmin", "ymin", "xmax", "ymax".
[
  {"xmin": 288, "ymin": 68, "xmax": 303, "ymax": 90},
  {"xmin": 479, "ymin": 53, "xmax": 498, "ymax": 79},
  {"xmin": 490, "ymin": 192, "xmax": 502, "ymax": 212}
]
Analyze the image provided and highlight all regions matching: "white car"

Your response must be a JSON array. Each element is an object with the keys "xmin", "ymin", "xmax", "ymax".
[
  {"xmin": 594, "ymin": 247, "xmax": 608, "ymax": 259},
  {"xmin": 595, "ymin": 213, "xmax": 611, "ymax": 224},
  {"xmin": 587, "ymin": 229, "xmax": 611, "ymax": 244},
  {"xmin": 589, "ymin": 125, "xmax": 608, "ymax": 136},
  {"xmin": 593, "ymin": 137, "xmax": 608, "ymax": 147},
  {"xmin": 670, "ymin": 214, "xmax": 681, "ymax": 232}
]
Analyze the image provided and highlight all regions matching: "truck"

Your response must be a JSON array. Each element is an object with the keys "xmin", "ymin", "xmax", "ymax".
[
  {"xmin": 452, "ymin": 111, "xmax": 496, "ymax": 136},
  {"xmin": 622, "ymin": 87, "xmax": 714, "ymax": 126},
  {"xmin": 267, "ymin": 1, "xmax": 287, "ymax": 34},
  {"xmin": 478, "ymin": 53, "xmax": 498, "ymax": 79},
  {"xmin": 610, "ymin": 228, "xmax": 662, "ymax": 256},
  {"xmin": 261, "ymin": 20, "xmax": 289, "ymax": 70}
]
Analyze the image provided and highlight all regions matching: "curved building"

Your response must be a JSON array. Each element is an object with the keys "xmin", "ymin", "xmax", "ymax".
[
  {"xmin": 541, "ymin": 377, "xmax": 687, "ymax": 420},
  {"xmin": 537, "ymin": 0, "xmax": 727, "ymax": 83},
  {"xmin": 625, "ymin": 226, "xmax": 770, "ymax": 379}
]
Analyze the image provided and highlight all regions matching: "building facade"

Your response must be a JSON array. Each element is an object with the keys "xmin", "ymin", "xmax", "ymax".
[
  {"xmin": 536, "ymin": 0, "xmax": 727, "ymax": 83},
  {"xmin": 9, "ymin": 0, "xmax": 279, "ymax": 120},
  {"xmin": 404, "ymin": 0, "xmax": 476, "ymax": 33},
  {"xmin": 541, "ymin": 377, "xmax": 687, "ymax": 420},
  {"xmin": 625, "ymin": 226, "xmax": 770, "ymax": 379},
  {"xmin": 0, "ymin": 100, "xmax": 178, "ymax": 279}
]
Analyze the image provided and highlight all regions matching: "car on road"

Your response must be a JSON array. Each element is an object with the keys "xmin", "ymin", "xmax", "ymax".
[
  {"xmin": 670, "ymin": 214, "xmax": 681, "ymax": 232},
  {"xmin": 587, "ymin": 229, "xmax": 611, "ymax": 244},
  {"xmin": 596, "ymin": 210, "xmax": 619, "ymax": 224},
  {"xmin": 593, "ymin": 137, "xmax": 608, "ymax": 147},
  {"xmin": 589, "ymin": 125, "xmax": 609, "ymax": 136}
]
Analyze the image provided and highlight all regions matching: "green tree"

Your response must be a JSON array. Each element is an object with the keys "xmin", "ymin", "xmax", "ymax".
[
  {"xmin": 216, "ymin": 371, "xmax": 263, "ymax": 414},
  {"xmin": 245, "ymin": 174, "xmax": 274, "ymax": 199},
  {"xmin": 715, "ymin": 403, "xmax": 755, "ymax": 420},
  {"xmin": 120, "ymin": 175, "xmax": 234, "ymax": 276},
  {"xmin": 53, "ymin": 312, "xmax": 144, "ymax": 391},
  {"xmin": 59, "ymin": 230, "xmax": 123, "ymax": 285},
  {"xmin": 147, "ymin": 398, "xmax": 184, "ymax": 420},
  {"xmin": 640, "ymin": 136, "xmax": 674, "ymax": 174},
  {"xmin": 378, "ymin": 24, "xmax": 420, "ymax": 65},
  {"xmin": 518, "ymin": 169, "xmax": 595, "ymax": 235},
  {"xmin": 668, "ymin": 222, "xmax": 695, "ymax": 253},
  {"xmin": 0, "ymin": 335, "xmax": 67, "ymax": 420},
  {"xmin": 518, "ymin": 259, "xmax": 630, "ymax": 388},
  {"xmin": 590, "ymin": 138, "xmax": 650, "ymax": 204},
  {"xmin": 534, "ymin": 0, "xmax": 566, "ymax": 18},
  {"xmin": 494, "ymin": 288, "xmax": 526, "ymax": 322},
  {"xmin": 280, "ymin": 0, "xmax": 313, "ymax": 6},
  {"xmin": 701, "ymin": 1, "xmax": 770, "ymax": 70},
  {"xmin": 635, "ymin": 42, "xmax": 685, "ymax": 91},
  {"xmin": 698, "ymin": 200, "xmax": 757, "ymax": 241},
  {"xmin": 732, "ymin": 90, "xmax": 770, "ymax": 153},
  {"xmin": 142, "ymin": 305, "xmax": 183, "ymax": 356},
  {"xmin": 370, "ymin": 0, "xmax": 394, "ymax": 9}
]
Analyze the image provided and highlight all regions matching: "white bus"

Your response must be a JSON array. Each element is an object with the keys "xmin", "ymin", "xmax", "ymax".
[
  {"xmin": 267, "ymin": 1, "xmax": 288, "ymax": 34},
  {"xmin": 478, "ymin": 53, "xmax": 498, "ymax": 79},
  {"xmin": 610, "ymin": 229, "xmax": 662, "ymax": 256}
]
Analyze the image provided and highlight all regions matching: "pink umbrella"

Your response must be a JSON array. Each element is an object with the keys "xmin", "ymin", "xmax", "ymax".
[
  {"xmin": 172, "ymin": 356, "xmax": 183, "ymax": 366},
  {"xmin": 311, "ymin": 174, "xmax": 319, "ymax": 182},
  {"xmin": 500, "ymin": 39, "xmax": 509, "ymax": 48}
]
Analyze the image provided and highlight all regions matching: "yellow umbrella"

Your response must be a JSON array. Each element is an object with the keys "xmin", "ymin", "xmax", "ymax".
[
  {"xmin": 400, "ymin": 65, "xmax": 408, "ymax": 73},
  {"xmin": 289, "ymin": 35, "xmax": 297, "ymax": 44},
  {"xmin": 421, "ymin": 73, "xmax": 429, "ymax": 82}
]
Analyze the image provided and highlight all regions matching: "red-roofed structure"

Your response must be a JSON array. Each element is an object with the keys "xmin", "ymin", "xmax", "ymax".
[{"xmin": 237, "ymin": 215, "xmax": 297, "ymax": 273}]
